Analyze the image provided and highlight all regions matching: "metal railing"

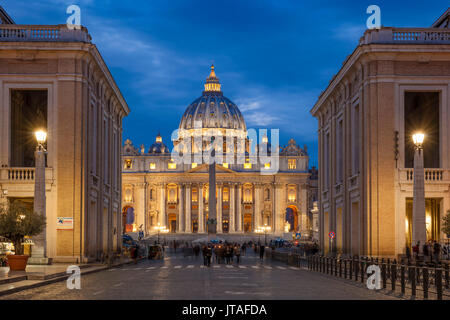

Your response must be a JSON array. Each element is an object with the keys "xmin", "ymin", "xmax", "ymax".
[{"xmin": 306, "ymin": 255, "xmax": 449, "ymax": 300}]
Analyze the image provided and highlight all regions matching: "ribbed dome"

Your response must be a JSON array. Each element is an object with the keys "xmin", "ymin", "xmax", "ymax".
[{"xmin": 179, "ymin": 65, "xmax": 246, "ymax": 131}]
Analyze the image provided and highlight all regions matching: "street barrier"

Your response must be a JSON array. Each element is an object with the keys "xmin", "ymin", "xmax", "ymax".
[
  {"xmin": 301, "ymin": 254, "xmax": 449, "ymax": 300},
  {"xmin": 269, "ymin": 249, "xmax": 449, "ymax": 300}
]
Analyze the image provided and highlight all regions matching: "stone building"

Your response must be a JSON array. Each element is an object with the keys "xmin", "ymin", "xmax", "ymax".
[
  {"xmin": 122, "ymin": 66, "xmax": 314, "ymax": 240},
  {"xmin": 310, "ymin": 8, "xmax": 450, "ymax": 257},
  {"xmin": 0, "ymin": 7, "xmax": 129, "ymax": 262}
]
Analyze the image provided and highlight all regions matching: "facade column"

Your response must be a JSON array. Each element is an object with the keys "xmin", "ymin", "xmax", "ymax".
[
  {"xmin": 274, "ymin": 183, "xmax": 283, "ymax": 232},
  {"xmin": 177, "ymin": 183, "xmax": 184, "ymax": 233},
  {"xmin": 300, "ymin": 184, "xmax": 308, "ymax": 234},
  {"xmin": 254, "ymin": 183, "xmax": 261, "ymax": 230},
  {"xmin": 185, "ymin": 183, "xmax": 192, "ymax": 232},
  {"xmin": 412, "ymin": 147, "xmax": 427, "ymax": 250},
  {"xmin": 31, "ymin": 147, "xmax": 47, "ymax": 260},
  {"xmin": 217, "ymin": 183, "xmax": 223, "ymax": 233},
  {"xmin": 236, "ymin": 183, "xmax": 242, "ymax": 232},
  {"xmin": 159, "ymin": 183, "xmax": 166, "ymax": 226},
  {"xmin": 198, "ymin": 184, "xmax": 205, "ymax": 233},
  {"xmin": 229, "ymin": 183, "xmax": 235, "ymax": 232}
]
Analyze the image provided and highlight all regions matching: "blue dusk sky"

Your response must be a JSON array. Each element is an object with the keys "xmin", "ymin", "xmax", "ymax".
[{"xmin": 2, "ymin": 0, "xmax": 448, "ymax": 166}]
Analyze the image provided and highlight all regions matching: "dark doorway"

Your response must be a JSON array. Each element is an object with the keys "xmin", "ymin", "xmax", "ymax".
[
  {"xmin": 10, "ymin": 90, "xmax": 47, "ymax": 167},
  {"xmin": 404, "ymin": 92, "xmax": 439, "ymax": 168}
]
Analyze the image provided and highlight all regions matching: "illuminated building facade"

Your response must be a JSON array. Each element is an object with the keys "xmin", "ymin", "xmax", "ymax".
[
  {"xmin": 122, "ymin": 66, "xmax": 316, "ymax": 240},
  {"xmin": 311, "ymin": 9, "xmax": 450, "ymax": 257}
]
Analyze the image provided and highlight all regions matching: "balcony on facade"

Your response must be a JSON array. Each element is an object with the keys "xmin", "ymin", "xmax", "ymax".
[
  {"xmin": 360, "ymin": 27, "xmax": 450, "ymax": 45},
  {"xmin": 398, "ymin": 168, "xmax": 450, "ymax": 184},
  {"xmin": 0, "ymin": 167, "xmax": 54, "ymax": 194},
  {"xmin": 0, "ymin": 24, "xmax": 91, "ymax": 43}
]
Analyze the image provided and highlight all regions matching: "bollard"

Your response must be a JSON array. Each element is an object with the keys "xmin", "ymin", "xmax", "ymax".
[
  {"xmin": 400, "ymin": 265, "xmax": 405, "ymax": 296},
  {"xmin": 411, "ymin": 266, "xmax": 416, "ymax": 298},
  {"xmin": 360, "ymin": 260, "xmax": 365, "ymax": 283},
  {"xmin": 339, "ymin": 259, "xmax": 342, "ymax": 278},
  {"xmin": 326, "ymin": 257, "xmax": 329, "ymax": 274},
  {"xmin": 391, "ymin": 260, "xmax": 396, "ymax": 292},
  {"xmin": 387, "ymin": 258, "xmax": 391, "ymax": 279},
  {"xmin": 423, "ymin": 267, "xmax": 429, "ymax": 300},
  {"xmin": 348, "ymin": 260, "xmax": 353, "ymax": 280},
  {"xmin": 335, "ymin": 258, "xmax": 338, "ymax": 276},
  {"xmin": 436, "ymin": 268, "xmax": 443, "ymax": 301},
  {"xmin": 354, "ymin": 258, "xmax": 359, "ymax": 281},
  {"xmin": 444, "ymin": 264, "xmax": 449, "ymax": 290},
  {"xmin": 381, "ymin": 263, "xmax": 387, "ymax": 289},
  {"xmin": 344, "ymin": 259, "xmax": 347, "ymax": 279}
]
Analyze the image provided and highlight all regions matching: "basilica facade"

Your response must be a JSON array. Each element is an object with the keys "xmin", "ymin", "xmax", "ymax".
[{"xmin": 122, "ymin": 66, "xmax": 316, "ymax": 239}]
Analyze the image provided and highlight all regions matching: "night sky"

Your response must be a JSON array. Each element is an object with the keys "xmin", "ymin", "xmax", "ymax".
[{"xmin": 2, "ymin": 0, "xmax": 448, "ymax": 166}]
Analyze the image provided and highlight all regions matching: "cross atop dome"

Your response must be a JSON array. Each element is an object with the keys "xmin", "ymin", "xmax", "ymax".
[{"xmin": 204, "ymin": 64, "xmax": 221, "ymax": 93}]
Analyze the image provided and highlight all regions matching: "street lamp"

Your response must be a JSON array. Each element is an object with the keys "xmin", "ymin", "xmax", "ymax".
[
  {"xmin": 153, "ymin": 223, "xmax": 169, "ymax": 244},
  {"xmin": 261, "ymin": 224, "xmax": 271, "ymax": 245},
  {"xmin": 31, "ymin": 129, "xmax": 48, "ymax": 263},
  {"xmin": 412, "ymin": 132, "xmax": 427, "ymax": 256}
]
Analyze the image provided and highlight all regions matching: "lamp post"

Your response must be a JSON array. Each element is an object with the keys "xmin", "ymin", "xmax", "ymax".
[
  {"xmin": 255, "ymin": 227, "xmax": 262, "ymax": 244},
  {"xmin": 412, "ymin": 132, "xmax": 427, "ymax": 255},
  {"xmin": 30, "ymin": 130, "xmax": 48, "ymax": 264},
  {"xmin": 154, "ymin": 223, "xmax": 169, "ymax": 244},
  {"xmin": 261, "ymin": 224, "xmax": 271, "ymax": 245}
]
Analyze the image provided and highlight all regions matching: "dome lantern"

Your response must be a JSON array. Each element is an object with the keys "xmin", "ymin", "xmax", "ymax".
[{"xmin": 203, "ymin": 64, "xmax": 221, "ymax": 93}]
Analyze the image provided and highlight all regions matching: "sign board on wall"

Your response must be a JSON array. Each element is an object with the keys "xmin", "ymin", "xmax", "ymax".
[{"xmin": 57, "ymin": 217, "xmax": 73, "ymax": 230}]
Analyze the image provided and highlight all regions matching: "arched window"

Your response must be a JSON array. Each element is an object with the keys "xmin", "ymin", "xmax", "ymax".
[{"xmin": 265, "ymin": 188, "xmax": 270, "ymax": 200}]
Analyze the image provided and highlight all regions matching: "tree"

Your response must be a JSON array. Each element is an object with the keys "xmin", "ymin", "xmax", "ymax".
[
  {"xmin": 0, "ymin": 200, "xmax": 46, "ymax": 255},
  {"xmin": 442, "ymin": 210, "xmax": 450, "ymax": 238}
]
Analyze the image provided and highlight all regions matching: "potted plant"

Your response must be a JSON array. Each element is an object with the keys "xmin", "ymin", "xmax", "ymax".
[
  {"xmin": 0, "ymin": 200, "xmax": 46, "ymax": 271},
  {"xmin": 442, "ymin": 210, "xmax": 450, "ymax": 239}
]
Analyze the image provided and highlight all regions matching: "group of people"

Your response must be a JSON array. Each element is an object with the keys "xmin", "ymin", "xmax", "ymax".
[
  {"xmin": 196, "ymin": 242, "xmax": 268, "ymax": 267},
  {"xmin": 410, "ymin": 240, "xmax": 443, "ymax": 263}
]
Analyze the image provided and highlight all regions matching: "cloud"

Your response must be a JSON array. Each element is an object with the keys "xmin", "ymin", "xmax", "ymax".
[{"xmin": 332, "ymin": 23, "xmax": 366, "ymax": 43}]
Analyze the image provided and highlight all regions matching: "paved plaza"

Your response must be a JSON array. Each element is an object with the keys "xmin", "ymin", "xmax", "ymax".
[{"xmin": 0, "ymin": 251, "xmax": 399, "ymax": 300}]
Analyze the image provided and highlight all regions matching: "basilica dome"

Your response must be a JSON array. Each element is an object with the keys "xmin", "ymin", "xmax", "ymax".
[
  {"xmin": 148, "ymin": 133, "xmax": 169, "ymax": 154},
  {"xmin": 178, "ymin": 65, "xmax": 246, "ymax": 132}
]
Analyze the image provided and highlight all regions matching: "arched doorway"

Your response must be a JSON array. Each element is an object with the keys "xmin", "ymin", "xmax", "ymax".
[
  {"xmin": 244, "ymin": 214, "xmax": 252, "ymax": 233},
  {"xmin": 285, "ymin": 205, "xmax": 299, "ymax": 232},
  {"xmin": 122, "ymin": 206, "xmax": 134, "ymax": 233},
  {"xmin": 168, "ymin": 214, "xmax": 177, "ymax": 233}
]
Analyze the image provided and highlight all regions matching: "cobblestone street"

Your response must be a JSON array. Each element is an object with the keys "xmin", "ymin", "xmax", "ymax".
[{"xmin": 0, "ymin": 252, "xmax": 399, "ymax": 300}]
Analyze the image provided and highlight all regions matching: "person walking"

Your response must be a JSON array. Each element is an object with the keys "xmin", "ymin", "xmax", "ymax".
[
  {"xmin": 413, "ymin": 241, "xmax": 420, "ymax": 260},
  {"xmin": 433, "ymin": 241, "xmax": 441, "ymax": 263},
  {"xmin": 235, "ymin": 245, "xmax": 241, "ymax": 264},
  {"xmin": 133, "ymin": 244, "xmax": 139, "ymax": 264},
  {"xmin": 225, "ymin": 245, "xmax": 231, "ymax": 264},
  {"xmin": 206, "ymin": 245, "xmax": 212, "ymax": 267},
  {"xmin": 259, "ymin": 244, "xmax": 265, "ymax": 261}
]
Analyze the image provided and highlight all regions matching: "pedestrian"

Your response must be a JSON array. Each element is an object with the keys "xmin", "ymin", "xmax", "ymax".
[
  {"xmin": 413, "ymin": 241, "xmax": 420, "ymax": 260},
  {"xmin": 202, "ymin": 245, "xmax": 208, "ymax": 266},
  {"xmin": 206, "ymin": 245, "xmax": 212, "ymax": 267},
  {"xmin": 433, "ymin": 240, "xmax": 441, "ymax": 263},
  {"xmin": 133, "ymin": 244, "xmax": 139, "ymax": 264},
  {"xmin": 235, "ymin": 245, "xmax": 241, "ymax": 264},
  {"xmin": 406, "ymin": 245, "xmax": 411, "ymax": 263},
  {"xmin": 225, "ymin": 245, "xmax": 231, "ymax": 264},
  {"xmin": 259, "ymin": 245, "xmax": 265, "ymax": 261}
]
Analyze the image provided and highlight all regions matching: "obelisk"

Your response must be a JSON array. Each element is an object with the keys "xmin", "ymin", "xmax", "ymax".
[{"xmin": 208, "ymin": 137, "xmax": 217, "ymax": 238}]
